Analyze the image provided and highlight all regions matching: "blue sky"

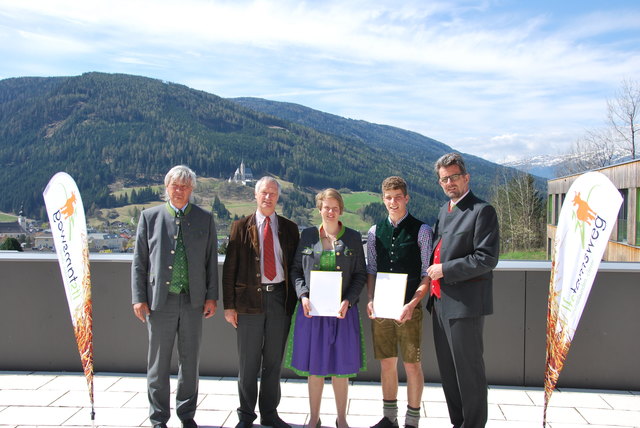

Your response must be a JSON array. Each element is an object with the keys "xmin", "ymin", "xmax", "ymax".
[{"xmin": 1, "ymin": 0, "xmax": 639, "ymax": 163}]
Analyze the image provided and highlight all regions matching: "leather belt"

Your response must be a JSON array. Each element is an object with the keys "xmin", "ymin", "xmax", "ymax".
[{"xmin": 261, "ymin": 281, "xmax": 285, "ymax": 292}]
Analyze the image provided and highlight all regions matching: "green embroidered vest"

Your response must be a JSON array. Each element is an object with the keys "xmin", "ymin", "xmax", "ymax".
[
  {"xmin": 168, "ymin": 204, "xmax": 190, "ymax": 295},
  {"xmin": 375, "ymin": 214, "xmax": 423, "ymax": 304}
]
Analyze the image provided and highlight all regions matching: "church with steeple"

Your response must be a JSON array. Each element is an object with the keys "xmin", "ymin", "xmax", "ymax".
[
  {"xmin": 0, "ymin": 204, "xmax": 27, "ymax": 240},
  {"xmin": 228, "ymin": 160, "xmax": 254, "ymax": 185}
]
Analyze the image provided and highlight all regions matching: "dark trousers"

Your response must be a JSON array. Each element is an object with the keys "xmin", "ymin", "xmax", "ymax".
[
  {"xmin": 236, "ymin": 286, "xmax": 290, "ymax": 422},
  {"xmin": 432, "ymin": 300, "xmax": 487, "ymax": 428},
  {"xmin": 147, "ymin": 293, "xmax": 203, "ymax": 425}
]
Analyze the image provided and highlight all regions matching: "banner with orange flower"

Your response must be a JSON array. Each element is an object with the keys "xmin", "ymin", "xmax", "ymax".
[
  {"xmin": 543, "ymin": 171, "xmax": 622, "ymax": 426},
  {"xmin": 43, "ymin": 172, "xmax": 95, "ymax": 422}
]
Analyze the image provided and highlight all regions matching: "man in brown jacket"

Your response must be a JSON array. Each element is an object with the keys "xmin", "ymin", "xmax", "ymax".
[{"xmin": 223, "ymin": 176, "xmax": 300, "ymax": 428}]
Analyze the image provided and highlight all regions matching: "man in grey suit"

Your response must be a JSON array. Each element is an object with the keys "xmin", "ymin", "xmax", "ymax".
[
  {"xmin": 132, "ymin": 165, "xmax": 219, "ymax": 428},
  {"xmin": 427, "ymin": 153, "xmax": 499, "ymax": 428}
]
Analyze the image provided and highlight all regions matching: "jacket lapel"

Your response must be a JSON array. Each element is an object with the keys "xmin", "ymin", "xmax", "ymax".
[
  {"xmin": 248, "ymin": 215, "xmax": 260, "ymax": 255},
  {"xmin": 312, "ymin": 232, "xmax": 323, "ymax": 260}
]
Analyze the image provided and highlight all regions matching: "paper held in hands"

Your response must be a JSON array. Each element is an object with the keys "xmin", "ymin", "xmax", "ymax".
[
  {"xmin": 373, "ymin": 272, "xmax": 408, "ymax": 319},
  {"xmin": 309, "ymin": 270, "xmax": 342, "ymax": 317}
]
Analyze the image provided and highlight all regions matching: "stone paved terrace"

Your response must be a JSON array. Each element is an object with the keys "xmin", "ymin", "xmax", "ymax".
[{"xmin": 0, "ymin": 372, "xmax": 638, "ymax": 428}]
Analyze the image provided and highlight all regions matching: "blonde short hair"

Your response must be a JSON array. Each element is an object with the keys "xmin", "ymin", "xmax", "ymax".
[
  {"xmin": 381, "ymin": 176, "xmax": 408, "ymax": 196},
  {"xmin": 315, "ymin": 188, "xmax": 344, "ymax": 214}
]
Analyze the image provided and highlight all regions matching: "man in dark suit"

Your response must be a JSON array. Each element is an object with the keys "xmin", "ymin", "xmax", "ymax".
[
  {"xmin": 132, "ymin": 165, "xmax": 219, "ymax": 428},
  {"xmin": 223, "ymin": 176, "xmax": 300, "ymax": 428},
  {"xmin": 426, "ymin": 153, "xmax": 499, "ymax": 428}
]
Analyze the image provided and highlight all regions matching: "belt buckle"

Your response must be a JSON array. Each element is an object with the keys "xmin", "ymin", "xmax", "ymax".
[{"xmin": 264, "ymin": 284, "xmax": 275, "ymax": 292}]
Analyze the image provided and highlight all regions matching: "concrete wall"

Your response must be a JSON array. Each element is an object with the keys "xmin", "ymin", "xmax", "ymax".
[{"xmin": 1, "ymin": 254, "xmax": 639, "ymax": 390}]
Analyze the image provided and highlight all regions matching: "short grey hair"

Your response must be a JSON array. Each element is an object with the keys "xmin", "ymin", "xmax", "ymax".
[
  {"xmin": 164, "ymin": 165, "xmax": 197, "ymax": 200},
  {"xmin": 254, "ymin": 176, "xmax": 281, "ymax": 194},
  {"xmin": 434, "ymin": 153, "xmax": 467, "ymax": 176}
]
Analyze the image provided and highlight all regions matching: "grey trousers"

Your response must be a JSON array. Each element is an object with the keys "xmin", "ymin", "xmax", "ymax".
[
  {"xmin": 432, "ymin": 299, "xmax": 487, "ymax": 428},
  {"xmin": 147, "ymin": 293, "xmax": 203, "ymax": 425},
  {"xmin": 235, "ymin": 286, "xmax": 291, "ymax": 423}
]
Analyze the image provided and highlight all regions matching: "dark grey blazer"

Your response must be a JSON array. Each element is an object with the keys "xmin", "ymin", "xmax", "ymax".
[
  {"xmin": 131, "ymin": 203, "xmax": 219, "ymax": 311},
  {"xmin": 291, "ymin": 226, "xmax": 367, "ymax": 305},
  {"xmin": 428, "ymin": 191, "xmax": 499, "ymax": 319}
]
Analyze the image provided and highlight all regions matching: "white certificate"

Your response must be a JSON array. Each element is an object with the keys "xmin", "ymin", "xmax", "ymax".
[
  {"xmin": 372, "ymin": 272, "xmax": 408, "ymax": 320},
  {"xmin": 309, "ymin": 270, "xmax": 342, "ymax": 317}
]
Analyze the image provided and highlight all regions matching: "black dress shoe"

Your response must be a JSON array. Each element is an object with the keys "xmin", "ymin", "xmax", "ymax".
[
  {"xmin": 153, "ymin": 424, "xmax": 168, "ymax": 428},
  {"xmin": 182, "ymin": 419, "xmax": 198, "ymax": 428},
  {"xmin": 260, "ymin": 415, "xmax": 291, "ymax": 428},
  {"xmin": 370, "ymin": 417, "xmax": 398, "ymax": 428},
  {"xmin": 236, "ymin": 421, "xmax": 254, "ymax": 428}
]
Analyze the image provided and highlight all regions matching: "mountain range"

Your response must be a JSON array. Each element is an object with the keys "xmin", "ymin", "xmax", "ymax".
[
  {"xmin": 0, "ymin": 72, "xmax": 519, "ymax": 224},
  {"xmin": 503, "ymin": 149, "xmax": 631, "ymax": 179}
]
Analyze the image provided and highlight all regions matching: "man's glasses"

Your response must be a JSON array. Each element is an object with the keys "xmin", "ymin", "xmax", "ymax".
[{"xmin": 439, "ymin": 173, "xmax": 463, "ymax": 184}]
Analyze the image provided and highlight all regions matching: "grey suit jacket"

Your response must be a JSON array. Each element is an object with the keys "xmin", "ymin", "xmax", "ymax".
[
  {"xmin": 131, "ymin": 202, "xmax": 219, "ymax": 311},
  {"xmin": 291, "ymin": 226, "xmax": 366, "ymax": 305},
  {"xmin": 428, "ymin": 191, "xmax": 499, "ymax": 319}
]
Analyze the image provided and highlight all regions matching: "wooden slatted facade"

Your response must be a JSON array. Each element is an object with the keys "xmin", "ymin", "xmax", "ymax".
[{"xmin": 547, "ymin": 159, "xmax": 640, "ymax": 262}]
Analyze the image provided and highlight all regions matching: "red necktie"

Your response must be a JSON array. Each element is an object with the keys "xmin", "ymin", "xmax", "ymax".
[
  {"xmin": 431, "ymin": 240, "xmax": 442, "ymax": 298},
  {"xmin": 431, "ymin": 201, "xmax": 453, "ymax": 298},
  {"xmin": 263, "ymin": 216, "xmax": 276, "ymax": 281}
]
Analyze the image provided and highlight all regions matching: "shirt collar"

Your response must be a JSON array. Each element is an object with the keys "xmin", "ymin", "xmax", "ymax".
[
  {"xmin": 387, "ymin": 211, "xmax": 409, "ymax": 228},
  {"xmin": 167, "ymin": 201, "xmax": 190, "ymax": 216},
  {"xmin": 318, "ymin": 222, "xmax": 346, "ymax": 240},
  {"xmin": 450, "ymin": 190, "xmax": 470, "ymax": 209},
  {"xmin": 256, "ymin": 210, "xmax": 276, "ymax": 227}
]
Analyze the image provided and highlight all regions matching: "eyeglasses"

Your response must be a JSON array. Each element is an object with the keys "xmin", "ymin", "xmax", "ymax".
[{"xmin": 438, "ymin": 174, "xmax": 463, "ymax": 184}]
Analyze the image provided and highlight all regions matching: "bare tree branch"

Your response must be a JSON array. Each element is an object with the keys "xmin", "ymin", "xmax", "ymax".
[
  {"xmin": 562, "ymin": 127, "xmax": 620, "ymax": 175},
  {"xmin": 561, "ymin": 79, "xmax": 637, "ymax": 174},
  {"xmin": 492, "ymin": 170, "xmax": 545, "ymax": 254},
  {"xmin": 607, "ymin": 78, "xmax": 639, "ymax": 159}
]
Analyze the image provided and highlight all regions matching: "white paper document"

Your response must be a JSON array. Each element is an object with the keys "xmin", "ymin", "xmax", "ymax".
[
  {"xmin": 309, "ymin": 270, "xmax": 342, "ymax": 317},
  {"xmin": 373, "ymin": 272, "xmax": 408, "ymax": 320}
]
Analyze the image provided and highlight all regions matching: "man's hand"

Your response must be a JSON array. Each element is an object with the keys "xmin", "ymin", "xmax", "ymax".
[
  {"xmin": 397, "ymin": 303, "xmax": 415, "ymax": 323},
  {"xmin": 224, "ymin": 309, "xmax": 238, "ymax": 328},
  {"xmin": 203, "ymin": 299, "xmax": 217, "ymax": 319},
  {"xmin": 367, "ymin": 300, "xmax": 375, "ymax": 319},
  {"xmin": 133, "ymin": 303, "xmax": 150, "ymax": 323},
  {"xmin": 427, "ymin": 263, "xmax": 444, "ymax": 281}
]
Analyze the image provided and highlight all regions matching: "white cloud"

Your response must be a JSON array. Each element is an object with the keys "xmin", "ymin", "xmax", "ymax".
[{"xmin": 1, "ymin": 0, "xmax": 639, "ymax": 163}]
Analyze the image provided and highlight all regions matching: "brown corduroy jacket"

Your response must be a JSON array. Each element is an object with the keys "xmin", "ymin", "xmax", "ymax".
[{"xmin": 222, "ymin": 213, "xmax": 299, "ymax": 315}]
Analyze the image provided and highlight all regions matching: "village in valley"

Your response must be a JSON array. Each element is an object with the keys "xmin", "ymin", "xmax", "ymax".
[{"xmin": 0, "ymin": 161, "xmax": 258, "ymax": 253}]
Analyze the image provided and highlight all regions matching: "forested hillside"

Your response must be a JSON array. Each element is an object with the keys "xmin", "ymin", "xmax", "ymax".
[
  {"xmin": 231, "ymin": 97, "xmax": 510, "ymax": 195},
  {"xmin": 0, "ymin": 72, "xmax": 515, "ymax": 223}
]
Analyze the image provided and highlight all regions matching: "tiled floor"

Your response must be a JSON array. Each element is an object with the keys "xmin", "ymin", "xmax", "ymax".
[{"xmin": 0, "ymin": 372, "xmax": 638, "ymax": 427}]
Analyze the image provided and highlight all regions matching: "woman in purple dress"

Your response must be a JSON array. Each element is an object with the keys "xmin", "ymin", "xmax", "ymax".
[{"xmin": 285, "ymin": 189, "xmax": 367, "ymax": 428}]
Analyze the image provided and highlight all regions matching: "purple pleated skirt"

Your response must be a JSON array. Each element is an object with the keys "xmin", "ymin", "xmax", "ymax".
[{"xmin": 284, "ymin": 301, "xmax": 366, "ymax": 377}]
